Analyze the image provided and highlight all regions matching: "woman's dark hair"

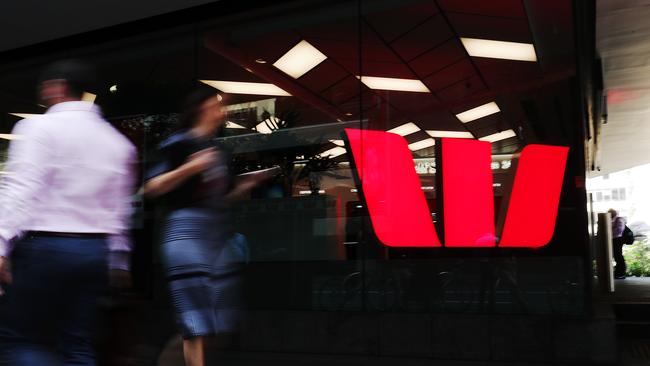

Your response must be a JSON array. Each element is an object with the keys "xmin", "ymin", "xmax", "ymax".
[{"xmin": 180, "ymin": 86, "xmax": 224, "ymax": 131}]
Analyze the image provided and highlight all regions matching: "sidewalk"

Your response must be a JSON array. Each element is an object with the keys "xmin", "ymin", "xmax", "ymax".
[{"xmin": 157, "ymin": 337, "xmax": 577, "ymax": 366}]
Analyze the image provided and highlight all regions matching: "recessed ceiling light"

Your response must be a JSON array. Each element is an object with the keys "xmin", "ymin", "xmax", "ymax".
[
  {"xmin": 319, "ymin": 146, "xmax": 346, "ymax": 158},
  {"xmin": 408, "ymin": 138, "xmax": 436, "ymax": 151},
  {"xmin": 82, "ymin": 92, "xmax": 97, "ymax": 103},
  {"xmin": 387, "ymin": 122, "xmax": 421, "ymax": 136},
  {"xmin": 200, "ymin": 80, "xmax": 290, "ymax": 96},
  {"xmin": 479, "ymin": 129, "xmax": 517, "ymax": 142},
  {"xmin": 255, "ymin": 58, "xmax": 267, "ymax": 64},
  {"xmin": 9, "ymin": 113, "xmax": 40, "ymax": 119},
  {"xmin": 273, "ymin": 40, "xmax": 327, "ymax": 79},
  {"xmin": 109, "ymin": 85, "xmax": 118, "ymax": 93},
  {"xmin": 461, "ymin": 38, "xmax": 537, "ymax": 62},
  {"xmin": 358, "ymin": 76, "xmax": 430, "ymax": 93},
  {"xmin": 225, "ymin": 121, "xmax": 247, "ymax": 129},
  {"xmin": 345, "ymin": 112, "xmax": 353, "ymax": 116},
  {"xmin": 426, "ymin": 130, "xmax": 474, "ymax": 139},
  {"xmin": 455, "ymin": 102, "xmax": 500, "ymax": 123}
]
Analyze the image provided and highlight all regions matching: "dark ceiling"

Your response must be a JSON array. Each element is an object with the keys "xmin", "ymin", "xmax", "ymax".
[{"xmin": 0, "ymin": 0, "xmax": 578, "ymax": 156}]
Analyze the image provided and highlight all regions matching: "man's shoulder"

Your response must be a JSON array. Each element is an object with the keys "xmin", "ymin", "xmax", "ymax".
[
  {"xmin": 11, "ymin": 115, "xmax": 52, "ymax": 138},
  {"xmin": 99, "ymin": 120, "xmax": 137, "ymax": 156}
]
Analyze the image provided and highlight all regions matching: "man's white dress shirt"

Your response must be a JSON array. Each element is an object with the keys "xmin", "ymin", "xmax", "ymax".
[{"xmin": 0, "ymin": 101, "xmax": 136, "ymax": 269}]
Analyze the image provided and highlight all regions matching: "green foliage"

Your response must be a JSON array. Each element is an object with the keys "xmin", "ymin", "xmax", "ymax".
[{"xmin": 624, "ymin": 239, "xmax": 650, "ymax": 277}]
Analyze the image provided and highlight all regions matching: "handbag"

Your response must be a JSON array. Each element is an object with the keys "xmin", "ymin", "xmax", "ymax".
[{"xmin": 623, "ymin": 225, "xmax": 635, "ymax": 245}]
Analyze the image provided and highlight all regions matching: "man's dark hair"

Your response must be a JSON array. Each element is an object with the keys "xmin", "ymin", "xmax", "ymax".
[{"xmin": 38, "ymin": 59, "xmax": 96, "ymax": 99}]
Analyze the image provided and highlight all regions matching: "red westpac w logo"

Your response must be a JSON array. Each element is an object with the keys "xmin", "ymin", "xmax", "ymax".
[{"xmin": 344, "ymin": 128, "xmax": 569, "ymax": 249}]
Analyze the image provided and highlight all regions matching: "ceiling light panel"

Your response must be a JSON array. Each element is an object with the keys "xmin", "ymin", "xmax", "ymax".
[
  {"xmin": 426, "ymin": 130, "xmax": 474, "ymax": 139},
  {"xmin": 455, "ymin": 102, "xmax": 500, "ymax": 123},
  {"xmin": 0, "ymin": 134, "xmax": 20, "ymax": 140},
  {"xmin": 478, "ymin": 129, "xmax": 517, "ymax": 143},
  {"xmin": 9, "ymin": 113, "xmax": 40, "ymax": 119},
  {"xmin": 461, "ymin": 38, "xmax": 537, "ymax": 62},
  {"xmin": 358, "ymin": 76, "xmax": 430, "ymax": 93},
  {"xmin": 200, "ymin": 80, "xmax": 291, "ymax": 96},
  {"xmin": 273, "ymin": 40, "xmax": 327, "ymax": 79},
  {"xmin": 387, "ymin": 122, "xmax": 421, "ymax": 137},
  {"xmin": 82, "ymin": 92, "xmax": 97, "ymax": 103},
  {"xmin": 408, "ymin": 138, "xmax": 436, "ymax": 151},
  {"xmin": 255, "ymin": 121, "xmax": 274, "ymax": 134},
  {"xmin": 225, "ymin": 121, "xmax": 247, "ymax": 129}
]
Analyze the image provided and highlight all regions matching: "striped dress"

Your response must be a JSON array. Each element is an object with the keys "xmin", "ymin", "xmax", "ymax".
[{"xmin": 147, "ymin": 132, "xmax": 242, "ymax": 338}]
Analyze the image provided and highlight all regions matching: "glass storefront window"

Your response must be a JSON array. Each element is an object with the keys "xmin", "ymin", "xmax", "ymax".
[{"xmin": 0, "ymin": 0, "xmax": 594, "ymax": 361}]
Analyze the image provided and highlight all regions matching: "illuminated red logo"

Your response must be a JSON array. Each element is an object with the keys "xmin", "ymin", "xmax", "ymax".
[{"xmin": 344, "ymin": 128, "xmax": 569, "ymax": 248}]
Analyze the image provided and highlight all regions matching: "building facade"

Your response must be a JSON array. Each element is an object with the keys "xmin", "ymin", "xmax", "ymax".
[{"xmin": 0, "ymin": 0, "xmax": 610, "ymax": 364}]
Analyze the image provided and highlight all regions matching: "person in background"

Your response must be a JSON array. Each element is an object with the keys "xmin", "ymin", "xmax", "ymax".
[
  {"xmin": 609, "ymin": 208, "xmax": 627, "ymax": 279},
  {"xmin": 0, "ymin": 60, "xmax": 136, "ymax": 365},
  {"xmin": 144, "ymin": 87, "xmax": 270, "ymax": 366}
]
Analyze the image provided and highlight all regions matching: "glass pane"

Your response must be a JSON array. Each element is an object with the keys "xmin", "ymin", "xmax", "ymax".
[{"xmin": 197, "ymin": 1, "xmax": 362, "ymax": 311}]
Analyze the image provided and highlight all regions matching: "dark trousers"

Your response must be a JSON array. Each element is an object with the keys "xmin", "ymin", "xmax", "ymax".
[
  {"xmin": 0, "ymin": 235, "xmax": 107, "ymax": 366},
  {"xmin": 613, "ymin": 237, "xmax": 626, "ymax": 277}
]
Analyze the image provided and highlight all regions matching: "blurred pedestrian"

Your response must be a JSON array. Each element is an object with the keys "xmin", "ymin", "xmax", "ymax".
[
  {"xmin": 144, "ymin": 87, "xmax": 268, "ymax": 366},
  {"xmin": 0, "ymin": 60, "xmax": 136, "ymax": 365},
  {"xmin": 609, "ymin": 208, "xmax": 627, "ymax": 279}
]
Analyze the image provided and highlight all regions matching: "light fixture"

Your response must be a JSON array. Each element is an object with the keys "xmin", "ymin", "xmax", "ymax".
[
  {"xmin": 225, "ymin": 121, "xmax": 247, "ymax": 129},
  {"xmin": 387, "ymin": 122, "xmax": 421, "ymax": 136},
  {"xmin": 255, "ymin": 58, "xmax": 267, "ymax": 64},
  {"xmin": 479, "ymin": 129, "xmax": 517, "ymax": 142},
  {"xmin": 200, "ymin": 80, "xmax": 291, "ymax": 96},
  {"xmin": 109, "ymin": 85, "xmax": 118, "ymax": 93},
  {"xmin": 426, "ymin": 130, "xmax": 474, "ymax": 139},
  {"xmin": 82, "ymin": 92, "xmax": 97, "ymax": 103},
  {"xmin": 455, "ymin": 102, "xmax": 500, "ymax": 123},
  {"xmin": 318, "ymin": 146, "xmax": 346, "ymax": 158},
  {"xmin": 273, "ymin": 40, "xmax": 327, "ymax": 79},
  {"xmin": 299, "ymin": 190, "xmax": 325, "ymax": 195},
  {"xmin": 9, "ymin": 113, "xmax": 40, "ymax": 119},
  {"xmin": 408, "ymin": 138, "xmax": 436, "ymax": 151},
  {"xmin": 461, "ymin": 38, "xmax": 537, "ymax": 62},
  {"xmin": 358, "ymin": 76, "xmax": 430, "ymax": 93}
]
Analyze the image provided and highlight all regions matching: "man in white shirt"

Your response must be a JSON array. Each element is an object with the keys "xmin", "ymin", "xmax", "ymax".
[{"xmin": 0, "ymin": 60, "xmax": 136, "ymax": 365}]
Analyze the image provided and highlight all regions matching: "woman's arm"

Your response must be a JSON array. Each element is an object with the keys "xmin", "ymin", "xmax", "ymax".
[
  {"xmin": 224, "ymin": 175, "xmax": 262, "ymax": 203},
  {"xmin": 225, "ymin": 167, "xmax": 281, "ymax": 203},
  {"xmin": 144, "ymin": 148, "xmax": 216, "ymax": 198}
]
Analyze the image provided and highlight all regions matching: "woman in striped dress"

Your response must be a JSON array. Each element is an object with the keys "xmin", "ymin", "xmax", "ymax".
[{"xmin": 144, "ymin": 88, "xmax": 261, "ymax": 366}]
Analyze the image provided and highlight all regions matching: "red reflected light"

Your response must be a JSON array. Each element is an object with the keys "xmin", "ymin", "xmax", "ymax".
[
  {"xmin": 345, "ymin": 128, "xmax": 441, "ymax": 247},
  {"xmin": 499, "ymin": 145, "xmax": 569, "ymax": 248},
  {"xmin": 442, "ymin": 139, "xmax": 495, "ymax": 247},
  {"xmin": 607, "ymin": 89, "xmax": 636, "ymax": 105},
  {"xmin": 344, "ymin": 130, "xmax": 568, "ymax": 249}
]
